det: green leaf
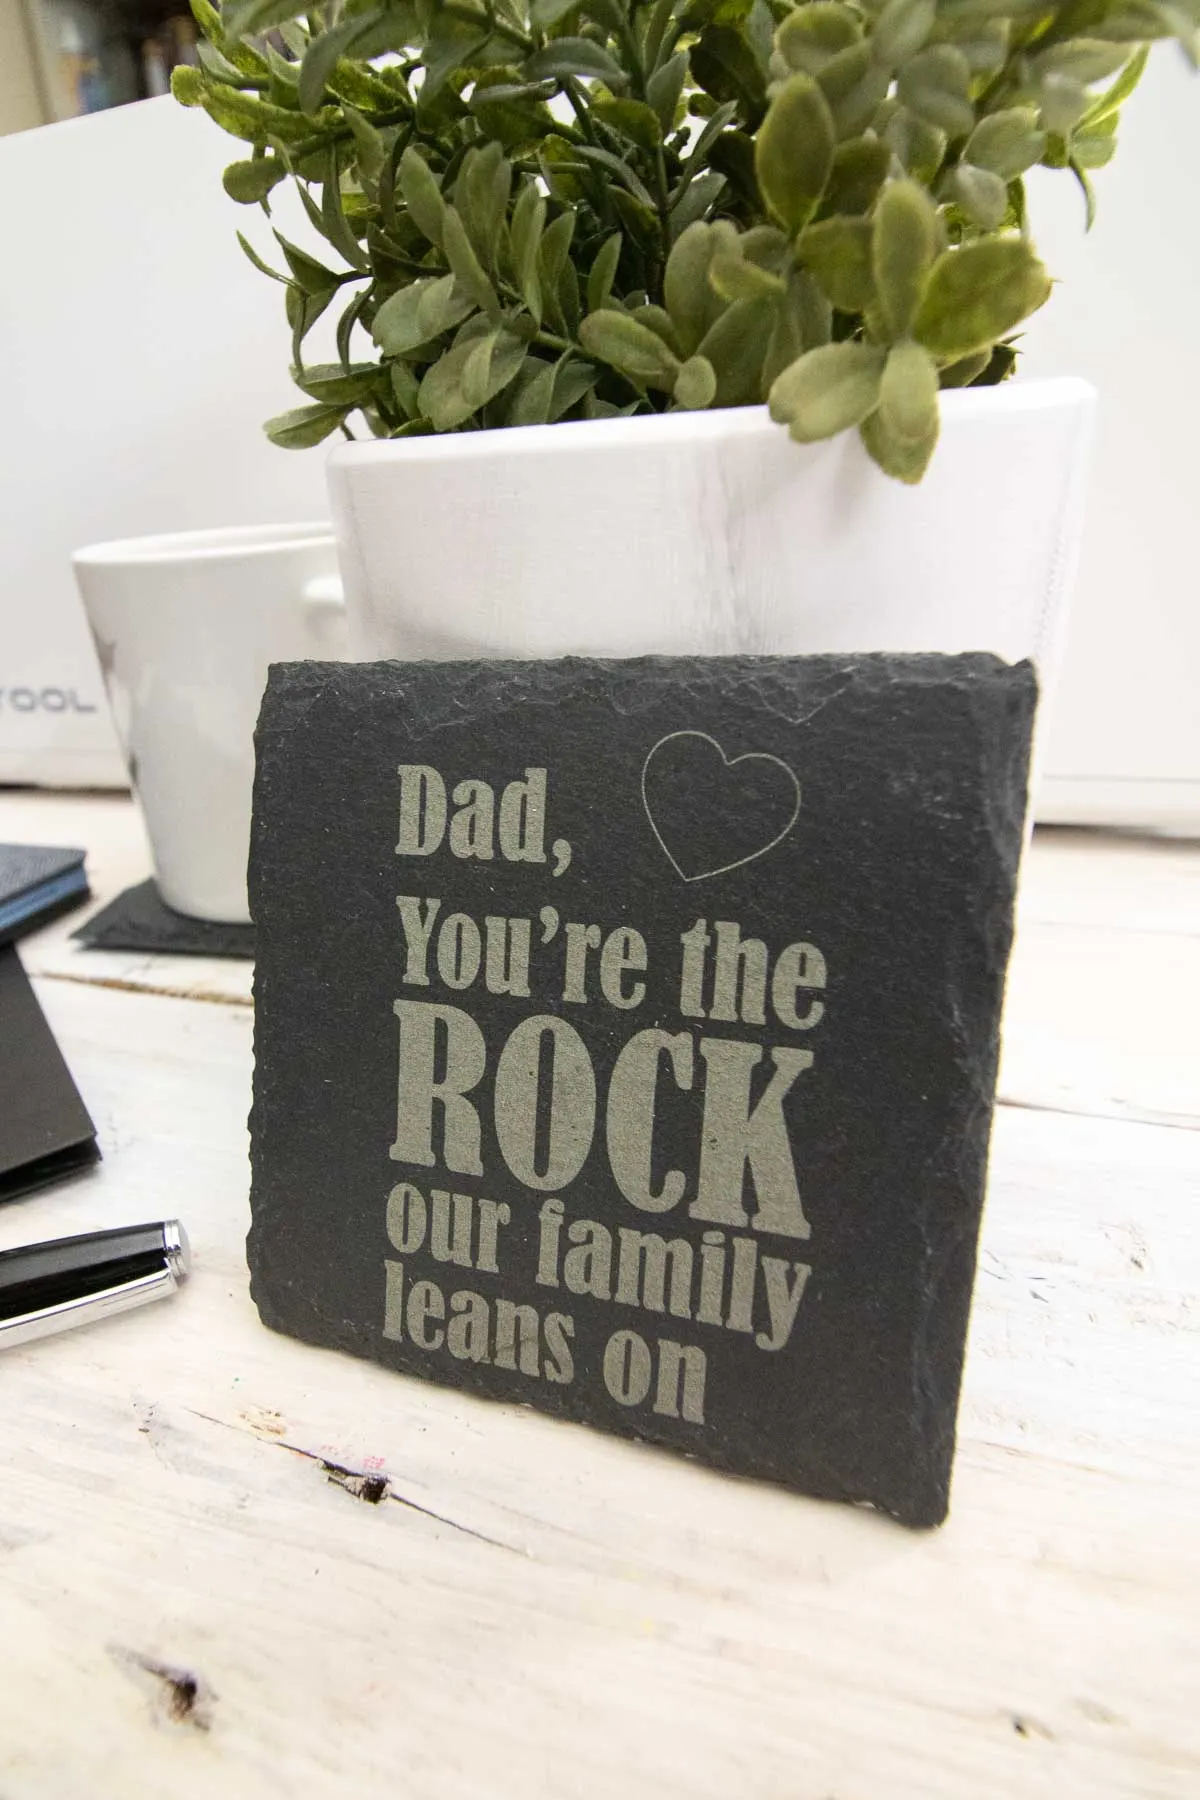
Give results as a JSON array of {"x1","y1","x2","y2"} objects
[
  {"x1": 399, "y1": 147, "x2": 446, "y2": 249},
  {"x1": 469, "y1": 76, "x2": 557, "y2": 106},
  {"x1": 879, "y1": 339, "x2": 939, "y2": 441},
  {"x1": 336, "y1": 286, "x2": 371, "y2": 373},
  {"x1": 1071, "y1": 157, "x2": 1099, "y2": 228},
  {"x1": 579, "y1": 310, "x2": 681, "y2": 390},
  {"x1": 320, "y1": 146, "x2": 371, "y2": 273},
  {"x1": 587, "y1": 232, "x2": 624, "y2": 312},
  {"x1": 511, "y1": 182, "x2": 547, "y2": 321},
  {"x1": 420, "y1": 31, "x2": 486, "y2": 116},
  {"x1": 709, "y1": 245, "x2": 787, "y2": 302},
  {"x1": 884, "y1": 106, "x2": 946, "y2": 182},
  {"x1": 236, "y1": 229, "x2": 288, "y2": 284},
  {"x1": 774, "y1": 3, "x2": 860, "y2": 76},
  {"x1": 870, "y1": 0, "x2": 936, "y2": 67},
  {"x1": 419, "y1": 330, "x2": 527, "y2": 430},
  {"x1": 739, "y1": 224, "x2": 792, "y2": 272},
  {"x1": 172, "y1": 66, "x2": 330, "y2": 144},
  {"x1": 823, "y1": 135, "x2": 891, "y2": 215},
  {"x1": 914, "y1": 236, "x2": 1051, "y2": 361},
  {"x1": 275, "y1": 233, "x2": 342, "y2": 295},
  {"x1": 223, "y1": 0, "x2": 306, "y2": 43},
  {"x1": 647, "y1": 51, "x2": 688, "y2": 134},
  {"x1": 508, "y1": 358, "x2": 557, "y2": 427},
  {"x1": 644, "y1": 0, "x2": 678, "y2": 70},
  {"x1": 965, "y1": 107, "x2": 1046, "y2": 179},
  {"x1": 675, "y1": 99, "x2": 739, "y2": 186},
  {"x1": 673, "y1": 354, "x2": 718, "y2": 409},
  {"x1": 197, "y1": 40, "x2": 252, "y2": 84},
  {"x1": 768, "y1": 339, "x2": 887, "y2": 441},
  {"x1": 549, "y1": 358, "x2": 601, "y2": 420},
  {"x1": 223, "y1": 157, "x2": 286, "y2": 204},
  {"x1": 872, "y1": 179, "x2": 937, "y2": 341},
  {"x1": 1081, "y1": 44, "x2": 1148, "y2": 125},
  {"x1": 951, "y1": 20, "x2": 1010, "y2": 74},
  {"x1": 1032, "y1": 40, "x2": 1131, "y2": 84},
  {"x1": 539, "y1": 209, "x2": 576, "y2": 297},
  {"x1": 531, "y1": 0, "x2": 581, "y2": 24},
  {"x1": 1073, "y1": 123, "x2": 1118, "y2": 168},
  {"x1": 633, "y1": 306, "x2": 683, "y2": 354},
  {"x1": 535, "y1": 217, "x2": 574, "y2": 337},
  {"x1": 264, "y1": 403, "x2": 346, "y2": 448},
  {"x1": 695, "y1": 295, "x2": 775, "y2": 405},
  {"x1": 798, "y1": 215, "x2": 874, "y2": 312},
  {"x1": 522, "y1": 37, "x2": 630, "y2": 87},
  {"x1": 859, "y1": 403, "x2": 938, "y2": 482},
  {"x1": 344, "y1": 105, "x2": 385, "y2": 185},
  {"x1": 1037, "y1": 73, "x2": 1089, "y2": 135},
  {"x1": 458, "y1": 141, "x2": 511, "y2": 268},
  {"x1": 668, "y1": 170, "x2": 727, "y2": 239},
  {"x1": 299, "y1": 12, "x2": 383, "y2": 114},
  {"x1": 372, "y1": 275, "x2": 477, "y2": 356},
  {"x1": 815, "y1": 44, "x2": 890, "y2": 138},
  {"x1": 755, "y1": 73, "x2": 836, "y2": 234},
  {"x1": 442, "y1": 206, "x2": 501, "y2": 315},
  {"x1": 291, "y1": 361, "x2": 381, "y2": 404},
  {"x1": 557, "y1": 245, "x2": 583, "y2": 338},
  {"x1": 573, "y1": 142, "x2": 658, "y2": 210},
  {"x1": 897, "y1": 46, "x2": 974, "y2": 138},
  {"x1": 172, "y1": 64, "x2": 205, "y2": 106},
  {"x1": 938, "y1": 348, "x2": 990, "y2": 387},
  {"x1": 287, "y1": 284, "x2": 337, "y2": 364},
  {"x1": 949, "y1": 162, "x2": 1009, "y2": 229},
  {"x1": 690, "y1": 24, "x2": 768, "y2": 123},
  {"x1": 763, "y1": 269, "x2": 829, "y2": 387},
  {"x1": 264, "y1": 45, "x2": 301, "y2": 107},
  {"x1": 391, "y1": 360, "x2": 421, "y2": 418},
  {"x1": 664, "y1": 220, "x2": 731, "y2": 357},
  {"x1": 593, "y1": 97, "x2": 664, "y2": 148}
]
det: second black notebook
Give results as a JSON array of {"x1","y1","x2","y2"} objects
[{"x1": 0, "y1": 947, "x2": 100, "y2": 1202}]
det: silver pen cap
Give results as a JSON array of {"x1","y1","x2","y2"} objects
[{"x1": 0, "y1": 1219, "x2": 190, "y2": 1349}]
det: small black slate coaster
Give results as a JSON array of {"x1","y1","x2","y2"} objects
[
  {"x1": 73, "y1": 880, "x2": 256, "y2": 959},
  {"x1": 249, "y1": 654, "x2": 1036, "y2": 1527}
]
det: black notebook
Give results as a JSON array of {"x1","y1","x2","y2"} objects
[
  {"x1": 0, "y1": 844, "x2": 89, "y2": 948},
  {"x1": 0, "y1": 947, "x2": 100, "y2": 1201}
]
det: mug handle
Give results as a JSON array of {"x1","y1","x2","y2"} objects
[{"x1": 301, "y1": 572, "x2": 349, "y2": 657}]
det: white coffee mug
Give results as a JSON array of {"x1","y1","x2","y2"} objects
[{"x1": 73, "y1": 522, "x2": 347, "y2": 924}]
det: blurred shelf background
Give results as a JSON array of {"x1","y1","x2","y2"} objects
[{"x1": 0, "y1": 0, "x2": 197, "y2": 134}]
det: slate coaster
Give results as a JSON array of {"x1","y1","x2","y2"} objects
[
  {"x1": 249, "y1": 654, "x2": 1036, "y2": 1528},
  {"x1": 73, "y1": 880, "x2": 256, "y2": 959}
]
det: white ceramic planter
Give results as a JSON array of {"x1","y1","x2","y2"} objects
[
  {"x1": 327, "y1": 380, "x2": 1094, "y2": 690},
  {"x1": 73, "y1": 523, "x2": 347, "y2": 924}
]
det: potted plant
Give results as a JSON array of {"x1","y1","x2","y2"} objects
[{"x1": 173, "y1": 0, "x2": 1190, "y2": 665}]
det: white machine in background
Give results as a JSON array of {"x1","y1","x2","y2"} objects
[
  {"x1": 0, "y1": 94, "x2": 328, "y2": 787},
  {"x1": 1021, "y1": 49, "x2": 1200, "y2": 833}
]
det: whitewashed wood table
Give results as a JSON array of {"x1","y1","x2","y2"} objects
[{"x1": 1, "y1": 789, "x2": 1197, "y2": 1800}]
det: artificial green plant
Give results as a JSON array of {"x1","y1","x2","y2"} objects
[{"x1": 175, "y1": 0, "x2": 1193, "y2": 480}]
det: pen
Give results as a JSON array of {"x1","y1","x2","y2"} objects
[{"x1": 0, "y1": 1220, "x2": 190, "y2": 1348}]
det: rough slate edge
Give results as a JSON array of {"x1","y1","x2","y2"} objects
[
  {"x1": 72, "y1": 878, "x2": 255, "y2": 959},
  {"x1": 247, "y1": 654, "x2": 1038, "y2": 1528}
]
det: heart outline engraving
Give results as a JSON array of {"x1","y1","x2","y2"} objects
[{"x1": 641, "y1": 730, "x2": 802, "y2": 882}]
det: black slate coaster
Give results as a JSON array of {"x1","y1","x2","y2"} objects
[
  {"x1": 73, "y1": 880, "x2": 256, "y2": 959},
  {"x1": 249, "y1": 654, "x2": 1036, "y2": 1528}
]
